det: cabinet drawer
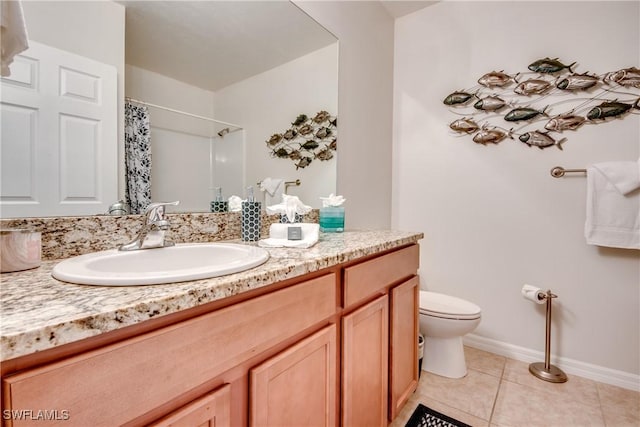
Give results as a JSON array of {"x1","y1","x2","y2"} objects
[
  {"x1": 3, "y1": 273, "x2": 336, "y2": 427},
  {"x1": 343, "y1": 244, "x2": 419, "y2": 308}
]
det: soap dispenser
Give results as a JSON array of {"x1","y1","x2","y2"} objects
[
  {"x1": 210, "y1": 187, "x2": 228, "y2": 213},
  {"x1": 241, "y1": 186, "x2": 261, "y2": 241}
]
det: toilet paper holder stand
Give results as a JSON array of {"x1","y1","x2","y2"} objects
[{"x1": 529, "y1": 290, "x2": 568, "y2": 383}]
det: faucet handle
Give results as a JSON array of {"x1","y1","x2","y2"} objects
[{"x1": 145, "y1": 201, "x2": 179, "y2": 222}]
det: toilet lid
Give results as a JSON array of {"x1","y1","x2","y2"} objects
[{"x1": 419, "y1": 291, "x2": 481, "y2": 319}]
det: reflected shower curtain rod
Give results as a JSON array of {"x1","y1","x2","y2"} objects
[{"x1": 125, "y1": 97, "x2": 242, "y2": 130}]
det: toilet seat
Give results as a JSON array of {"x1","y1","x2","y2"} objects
[{"x1": 419, "y1": 291, "x2": 481, "y2": 320}]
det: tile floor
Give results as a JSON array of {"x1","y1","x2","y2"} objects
[{"x1": 390, "y1": 346, "x2": 640, "y2": 427}]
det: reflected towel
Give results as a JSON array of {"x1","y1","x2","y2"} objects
[
  {"x1": 1, "y1": 0, "x2": 29, "y2": 77},
  {"x1": 585, "y1": 160, "x2": 640, "y2": 249},
  {"x1": 259, "y1": 177, "x2": 284, "y2": 206},
  {"x1": 228, "y1": 195, "x2": 243, "y2": 212}
]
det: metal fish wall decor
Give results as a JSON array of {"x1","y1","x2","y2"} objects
[
  {"x1": 443, "y1": 58, "x2": 640, "y2": 150},
  {"x1": 266, "y1": 111, "x2": 337, "y2": 169}
]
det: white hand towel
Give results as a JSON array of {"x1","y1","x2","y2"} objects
[
  {"x1": 585, "y1": 160, "x2": 640, "y2": 249},
  {"x1": 258, "y1": 223, "x2": 319, "y2": 249},
  {"x1": 1, "y1": 0, "x2": 29, "y2": 77},
  {"x1": 259, "y1": 177, "x2": 284, "y2": 206},
  {"x1": 228, "y1": 195, "x2": 243, "y2": 212}
]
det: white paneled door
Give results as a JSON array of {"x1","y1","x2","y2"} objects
[{"x1": 1, "y1": 41, "x2": 117, "y2": 217}]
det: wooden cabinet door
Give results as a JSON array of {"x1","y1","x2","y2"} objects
[
  {"x1": 389, "y1": 276, "x2": 419, "y2": 420},
  {"x1": 149, "y1": 384, "x2": 231, "y2": 427},
  {"x1": 250, "y1": 324, "x2": 337, "y2": 427},
  {"x1": 342, "y1": 295, "x2": 389, "y2": 427}
]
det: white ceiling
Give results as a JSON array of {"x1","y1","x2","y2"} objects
[
  {"x1": 118, "y1": 1, "x2": 437, "y2": 92},
  {"x1": 118, "y1": 1, "x2": 337, "y2": 92}
]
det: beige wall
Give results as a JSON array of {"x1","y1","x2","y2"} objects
[
  {"x1": 125, "y1": 64, "x2": 215, "y2": 119},
  {"x1": 295, "y1": 1, "x2": 395, "y2": 228},
  {"x1": 213, "y1": 44, "x2": 338, "y2": 209},
  {"x1": 393, "y1": 1, "x2": 640, "y2": 387}
]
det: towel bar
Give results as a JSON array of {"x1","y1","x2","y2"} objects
[
  {"x1": 256, "y1": 179, "x2": 301, "y2": 191},
  {"x1": 550, "y1": 166, "x2": 587, "y2": 178}
]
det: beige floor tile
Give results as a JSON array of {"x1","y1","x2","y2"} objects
[
  {"x1": 492, "y1": 380, "x2": 605, "y2": 427},
  {"x1": 464, "y1": 346, "x2": 506, "y2": 378},
  {"x1": 502, "y1": 358, "x2": 600, "y2": 407},
  {"x1": 398, "y1": 349, "x2": 638, "y2": 427},
  {"x1": 415, "y1": 369, "x2": 500, "y2": 420},
  {"x1": 596, "y1": 382, "x2": 640, "y2": 427}
]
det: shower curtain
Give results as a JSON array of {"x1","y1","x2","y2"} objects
[{"x1": 124, "y1": 101, "x2": 152, "y2": 214}]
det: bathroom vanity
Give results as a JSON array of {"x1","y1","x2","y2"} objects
[{"x1": 0, "y1": 230, "x2": 422, "y2": 427}]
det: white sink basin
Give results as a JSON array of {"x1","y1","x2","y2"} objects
[{"x1": 52, "y1": 243, "x2": 270, "y2": 286}]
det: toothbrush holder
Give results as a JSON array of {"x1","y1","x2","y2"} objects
[
  {"x1": 210, "y1": 201, "x2": 228, "y2": 213},
  {"x1": 241, "y1": 201, "x2": 261, "y2": 241}
]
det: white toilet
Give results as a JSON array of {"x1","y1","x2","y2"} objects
[{"x1": 419, "y1": 291, "x2": 481, "y2": 378}]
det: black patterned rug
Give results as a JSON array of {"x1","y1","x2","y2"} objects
[{"x1": 405, "y1": 403, "x2": 472, "y2": 427}]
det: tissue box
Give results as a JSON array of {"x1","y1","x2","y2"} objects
[
  {"x1": 0, "y1": 229, "x2": 42, "y2": 272},
  {"x1": 319, "y1": 206, "x2": 345, "y2": 232}
]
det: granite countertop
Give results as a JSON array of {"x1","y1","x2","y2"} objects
[{"x1": 0, "y1": 230, "x2": 422, "y2": 361}]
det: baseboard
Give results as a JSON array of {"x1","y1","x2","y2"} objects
[{"x1": 464, "y1": 334, "x2": 640, "y2": 392}]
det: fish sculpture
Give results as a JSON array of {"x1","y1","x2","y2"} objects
[
  {"x1": 267, "y1": 134, "x2": 283, "y2": 146},
  {"x1": 443, "y1": 91, "x2": 476, "y2": 105},
  {"x1": 313, "y1": 111, "x2": 331, "y2": 124},
  {"x1": 273, "y1": 148, "x2": 290, "y2": 158},
  {"x1": 472, "y1": 126, "x2": 512, "y2": 145},
  {"x1": 315, "y1": 148, "x2": 334, "y2": 161},
  {"x1": 298, "y1": 124, "x2": 314, "y2": 135},
  {"x1": 477, "y1": 71, "x2": 513, "y2": 88},
  {"x1": 556, "y1": 73, "x2": 599, "y2": 91},
  {"x1": 283, "y1": 129, "x2": 297, "y2": 140},
  {"x1": 474, "y1": 96, "x2": 506, "y2": 111},
  {"x1": 603, "y1": 67, "x2": 640, "y2": 88},
  {"x1": 449, "y1": 118, "x2": 480, "y2": 134},
  {"x1": 528, "y1": 57, "x2": 576, "y2": 74},
  {"x1": 295, "y1": 157, "x2": 313, "y2": 170},
  {"x1": 289, "y1": 150, "x2": 302, "y2": 160},
  {"x1": 514, "y1": 79, "x2": 552, "y2": 95},
  {"x1": 300, "y1": 140, "x2": 319, "y2": 150},
  {"x1": 292, "y1": 114, "x2": 308, "y2": 126},
  {"x1": 443, "y1": 58, "x2": 639, "y2": 151},
  {"x1": 504, "y1": 106, "x2": 548, "y2": 122},
  {"x1": 519, "y1": 131, "x2": 566, "y2": 150},
  {"x1": 544, "y1": 113, "x2": 586, "y2": 132},
  {"x1": 587, "y1": 99, "x2": 639, "y2": 120},
  {"x1": 315, "y1": 127, "x2": 332, "y2": 138}
]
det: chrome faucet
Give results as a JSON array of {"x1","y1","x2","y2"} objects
[{"x1": 119, "y1": 201, "x2": 180, "y2": 251}]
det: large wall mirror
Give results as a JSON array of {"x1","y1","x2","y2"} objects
[{"x1": 1, "y1": 1, "x2": 337, "y2": 218}]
